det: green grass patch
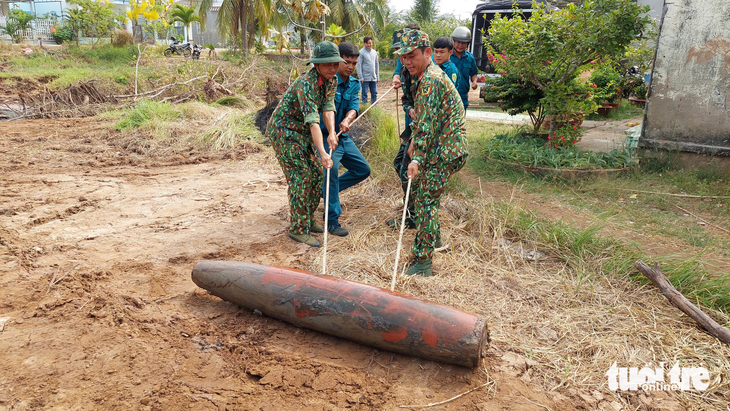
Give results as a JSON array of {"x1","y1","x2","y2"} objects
[
  {"x1": 363, "y1": 106, "x2": 399, "y2": 178},
  {"x1": 465, "y1": 120, "x2": 730, "y2": 314},
  {"x1": 114, "y1": 99, "x2": 183, "y2": 133},
  {"x1": 487, "y1": 199, "x2": 730, "y2": 315},
  {"x1": 483, "y1": 128, "x2": 636, "y2": 170},
  {"x1": 1, "y1": 44, "x2": 139, "y2": 89}
]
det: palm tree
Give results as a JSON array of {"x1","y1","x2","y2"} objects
[
  {"x1": 410, "y1": 0, "x2": 437, "y2": 24},
  {"x1": 198, "y1": 0, "x2": 272, "y2": 56},
  {"x1": 360, "y1": 0, "x2": 387, "y2": 34},
  {"x1": 170, "y1": 4, "x2": 201, "y2": 41},
  {"x1": 326, "y1": 0, "x2": 365, "y2": 35}
]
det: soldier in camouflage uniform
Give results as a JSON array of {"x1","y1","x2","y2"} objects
[
  {"x1": 395, "y1": 30, "x2": 468, "y2": 277},
  {"x1": 387, "y1": 28, "x2": 419, "y2": 230},
  {"x1": 265, "y1": 41, "x2": 344, "y2": 247}
]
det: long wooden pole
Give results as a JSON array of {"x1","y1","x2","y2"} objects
[
  {"x1": 396, "y1": 88, "x2": 401, "y2": 136},
  {"x1": 634, "y1": 261, "x2": 730, "y2": 345},
  {"x1": 391, "y1": 178, "x2": 412, "y2": 291},
  {"x1": 322, "y1": 148, "x2": 332, "y2": 275}
]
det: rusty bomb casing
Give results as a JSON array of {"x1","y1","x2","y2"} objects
[{"x1": 191, "y1": 261, "x2": 489, "y2": 367}]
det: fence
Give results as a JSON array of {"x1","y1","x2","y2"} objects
[{"x1": 0, "y1": 15, "x2": 56, "y2": 42}]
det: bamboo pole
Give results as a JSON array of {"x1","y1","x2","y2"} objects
[{"x1": 391, "y1": 178, "x2": 412, "y2": 291}]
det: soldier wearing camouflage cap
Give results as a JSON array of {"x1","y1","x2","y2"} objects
[
  {"x1": 265, "y1": 41, "x2": 344, "y2": 247},
  {"x1": 394, "y1": 30, "x2": 468, "y2": 277}
]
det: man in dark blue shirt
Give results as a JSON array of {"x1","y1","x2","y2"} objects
[
  {"x1": 433, "y1": 36, "x2": 460, "y2": 88},
  {"x1": 450, "y1": 26, "x2": 479, "y2": 109},
  {"x1": 319, "y1": 42, "x2": 371, "y2": 237}
]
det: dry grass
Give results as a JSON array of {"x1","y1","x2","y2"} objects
[
  {"x1": 308, "y1": 172, "x2": 730, "y2": 409},
  {"x1": 104, "y1": 100, "x2": 264, "y2": 159}
]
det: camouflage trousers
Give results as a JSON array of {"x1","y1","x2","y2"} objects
[
  {"x1": 270, "y1": 135, "x2": 323, "y2": 235},
  {"x1": 393, "y1": 129, "x2": 415, "y2": 223},
  {"x1": 412, "y1": 155, "x2": 467, "y2": 262}
]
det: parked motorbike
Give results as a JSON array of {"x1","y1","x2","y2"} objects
[
  {"x1": 621, "y1": 65, "x2": 644, "y2": 99},
  {"x1": 164, "y1": 37, "x2": 192, "y2": 58},
  {"x1": 191, "y1": 43, "x2": 202, "y2": 60}
]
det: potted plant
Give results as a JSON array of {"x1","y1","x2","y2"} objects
[
  {"x1": 589, "y1": 63, "x2": 622, "y2": 107},
  {"x1": 629, "y1": 82, "x2": 648, "y2": 106}
]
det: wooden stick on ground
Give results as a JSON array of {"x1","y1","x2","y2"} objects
[
  {"x1": 391, "y1": 178, "x2": 412, "y2": 291},
  {"x1": 674, "y1": 204, "x2": 730, "y2": 235},
  {"x1": 634, "y1": 261, "x2": 730, "y2": 345},
  {"x1": 616, "y1": 189, "x2": 730, "y2": 199},
  {"x1": 399, "y1": 381, "x2": 492, "y2": 409}
]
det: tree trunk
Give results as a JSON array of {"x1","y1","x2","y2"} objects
[
  {"x1": 299, "y1": 29, "x2": 306, "y2": 56},
  {"x1": 231, "y1": 6, "x2": 239, "y2": 52},
  {"x1": 247, "y1": 9, "x2": 255, "y2": 50},
  {"x1": 238, "y1": 0, "x2": 248, "y2": 57}
]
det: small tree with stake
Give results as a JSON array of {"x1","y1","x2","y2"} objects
[{"x1": 486, "y1": 0, "x2": 651, "y2": 147}]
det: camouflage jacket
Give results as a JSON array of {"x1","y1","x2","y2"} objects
[
  {"x1": 411, "y1": 62, "x2": 468, "y2": 165},
  {"x1": 400, "y1": 65, "x2": 419, "y2": 117},
  {"x1": 266, "y1": 68, "x2": 337, "y2": 146}
]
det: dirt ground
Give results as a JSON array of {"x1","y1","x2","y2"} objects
[
  {"x1": 1, "y1": 77, "x2": 727, "y2": 411},
  {"x1": 0, "y1": 116, "x2": 598, "y2": 411}
]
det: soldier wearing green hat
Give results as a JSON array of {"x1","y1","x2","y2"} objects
[
  {"x1": 265, "y1": 41, "x2": 345, "y2": 247},
  {"x1": 394, "y1": 29, "x2": 468, "y2": 277}
]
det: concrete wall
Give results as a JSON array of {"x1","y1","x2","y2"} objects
[
  {"x1": 640, "y1": 0, "x2": 730, "y2": 156},
  {"x1": 191, "y1": 13, "x2": 223, "y2": 46}
]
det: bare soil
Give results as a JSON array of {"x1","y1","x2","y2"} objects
[{"x1": 0, "y1": 117, "x2": 599, "y2": 410}]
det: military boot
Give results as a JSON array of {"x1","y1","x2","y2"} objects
[
  {"x1": 310, "y1": 222, "x2": 324, "y2": 233},
  {"x1": 288, "y1": 232, "x2": 321, "y2": 247},
  {"x1": 405, "y1": 260, "x2": 432, "y2": 277}
]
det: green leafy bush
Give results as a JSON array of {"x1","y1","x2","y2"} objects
[
  {"x1": 51, "y1": 24, "x2": 74, "y2": 44},
  {"x1": 487, "y1": 0, "x2": 651, "y2": 147},
  {"x1": 633, "y1": 82, "x2": 648, "y2": 99},
  {"x1": 589, "y1": 63, "x2": 622, "y2": 103},
  {"x1": 484, "y1": 130, "x2": 636, "y2": 170},
  {"x1": 483, "y1": 72, "x2": 546, "y2": 134},
  {"x1": 0, "y1": 7, "x2": 35, "y2": 43}
]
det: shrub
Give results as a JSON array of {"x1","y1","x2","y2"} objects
[
  {"x1": 632, "y1": 82, "x2": 648, "y2": 99},
  {"x1": 589, "y1": 63, "x2": 622, "y2": 103},
  {"x1": 0, "y1": 7, "x2": 35, "y2": 43},
  {"x1": 483, "y1": 72, "x2": 546, "y2": 134},
  {"x1": 486, "y1": 0, "x2": 652, "y2": 147},
  {"x1": 51, "y1": 24, "x2": 74, "y2": 44},
  {"x1": 254, "y1": 40, "x2": 266, "y2": 54},
  {"x1": 112, "y1": 29, "x2": 133, "y2": 47}
]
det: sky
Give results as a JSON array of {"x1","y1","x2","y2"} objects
[{"x1": 388, "y1": 0, "x2": 486, "y2": 20}]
